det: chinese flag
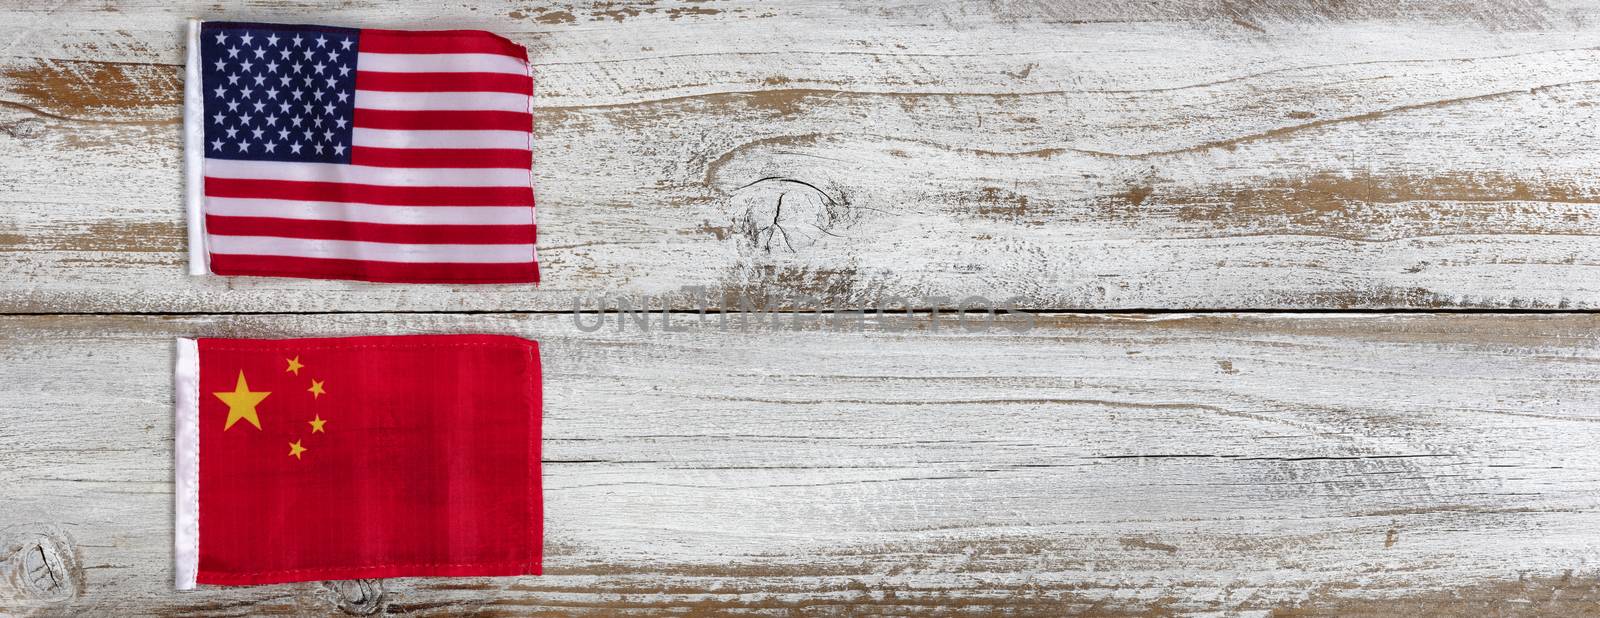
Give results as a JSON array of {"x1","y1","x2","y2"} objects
[{"x1": 173, "y1": 334, "x2": 542, "y2": 588}]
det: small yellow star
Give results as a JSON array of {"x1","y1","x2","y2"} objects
[
  {"x1": 308, "y1": 415, "x2": 326, "y2": 433},
  {"x1": 308, "y1": 379, "x2": 326, "y2": 399},
  {"x1": 285, "y1": 356, "x2": 304, "y2": 375},
  {"x1": 288, "y1": 440, "x2": 307, "y2": 459},
  {"x1": 213, "y1": 371, "x2": 270, "y2": 431}
]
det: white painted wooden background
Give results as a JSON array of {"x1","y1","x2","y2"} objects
[
  {"x1": 7, "y1": 313, "x2": 1600, "y2": 615},
  {"x1": 6, "y1": 0, "x2": 1600, "y2": 311},
  {"x1": 3, "y1": 0, "x2": 1600, "y2": 615}
]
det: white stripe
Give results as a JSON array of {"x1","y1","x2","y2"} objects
[
  {"x1": 183, "y1": 19, "x2": 210, "y2": 276},
  {"x1": 204, "y1": 158, "x2": 527, "y2": 186},
  {"x1": 206, "y1": 197, "x2": 534, "y2": 225},
  {"x1": 173, "y1": 338, "x2": 200, "y2": 591},
  {"x1": 208, "y1": 235, "x2": 535, "y2": 263},
  {"x1": 352, "y1": 128, "x2": 530, "y2": 150},
  {"x1": 358, "y1": 52, "x2": 526, "y2": 75},
  {"x1": 354, "y1": 89, "x2": 528, "y2": 112}
]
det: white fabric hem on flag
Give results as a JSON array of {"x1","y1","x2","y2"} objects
[
  {"x1": 173, "y1": 338, "x2": 201, "y2": 590},
  {"x1": 182, "y1": 19, "x2": 210, "y2": 276},
  {"x1": 525, "y1": 54, "x2": 539, "y2": 275}
]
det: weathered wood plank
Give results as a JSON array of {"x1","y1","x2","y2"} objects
[
  {"x1": 3, "y1": 312, "x2": 1598, "y2": 615},
  {"x1": 4, "y1": 1, "x2": 1600, "y2": 311}
]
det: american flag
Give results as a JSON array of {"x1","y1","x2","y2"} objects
[{"x1": 184, "y1": 21, "x2": 537, "y2": 283}]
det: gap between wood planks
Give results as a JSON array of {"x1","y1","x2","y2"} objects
[{"x1": 5, "y1": 308, "x2": 1600, "y2": 317}]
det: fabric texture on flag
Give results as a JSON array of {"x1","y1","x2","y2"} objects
[
  {"x1": 183, "y1": 20, "x2": 538, "y2": 283},
  {"x1": 172, "y1": 334, "x2": 542, "y2": 588}
]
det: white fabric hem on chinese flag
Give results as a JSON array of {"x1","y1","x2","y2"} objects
[
  {"x1": 182, "y1": 19, "x2": 210, "y2": 276},
  {"x1": 174, "y1": 338, "x2": 201, "y2": 590}
]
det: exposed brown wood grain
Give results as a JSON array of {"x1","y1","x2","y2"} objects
[{"x1": 2, "y1": 59, "x2": 179, "y2": 122}]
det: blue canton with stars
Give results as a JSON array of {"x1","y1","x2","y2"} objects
[{"x1": 201, "y1": 22, "x2": 360, "y2": 164}]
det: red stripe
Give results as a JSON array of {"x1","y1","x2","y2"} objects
[
  {"x1": 354, "y1": 109, "x2": 531, "y2": 131},
  {"x1": 351, "y1": 146, "x2": 531, "y2": 169},
  {"x1": 359, "y1": 29, "x2": 527, "y2": 60},
  {"x1": 206, "y1": 178, "x2": 534, "y2": 207},
  {"x1": 356, "y1": 71, "x2": 532, "y2": 94},
  {"x1": 206, "y1": 216, "x2": 535, "y2": 244},
  {"x1": 210, "y1": 254, "x2": 539, "y2": 284}
]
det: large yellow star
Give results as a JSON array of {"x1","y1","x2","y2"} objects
[
  {"x1": 308, "y1": 379, "x2": 326, "y2": 399},
  {"x1": 214, "y1": 371, "x2": 270, "y2": 431},
  {"x1": 285, "y1": 356, "x2": 304, "y2": 375},
  {"x1": 308, "y1": 415, "x2": 327, "y2": 433},
  {"x1": 288, "y1": 440, "x2": 307, "y2": 459}
]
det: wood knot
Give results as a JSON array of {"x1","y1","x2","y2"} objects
[
  {"x1": 1, "y1": 525, "x2": 82, "y2": 604},
  {"x1": 0, "y1": 117, "x2": 46, "y2": 140},
  {"x1": 730, "y1": 177, "x2": 851, "y2": 254},
  {"x1": 321, "y1": 578, "x2": 386, "y2": 615}
]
